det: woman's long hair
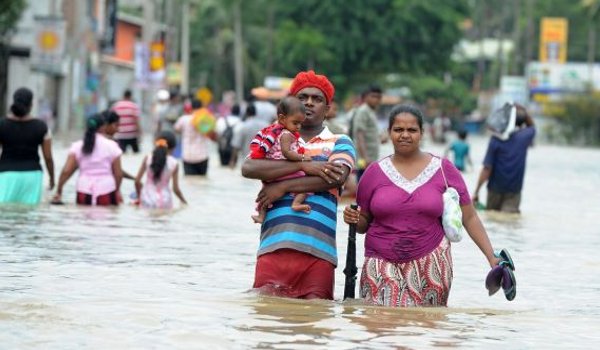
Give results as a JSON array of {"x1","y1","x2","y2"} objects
[
  {"x1": 82, "y1": 114, "x2": 105, "y2": 155},
  {"x1": 10, "y1": 87, "x2": 33, "y2": 118},
  {"x1": 150, "y1": 131, "x2": 176, "y2": 183}
]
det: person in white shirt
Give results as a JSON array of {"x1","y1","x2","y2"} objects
[
  {"x1": 229, "y1": 104, "x2": 269, "y2": 168},
  {"x1": 253, "y1": 100, "x2": 277, "y2": 124},
  {"x1": 215, "y1": 104, "x2": 241, "y2": 166},
  {"x1": 174, "y1": 99, "x2": 214, "y2": 175}
]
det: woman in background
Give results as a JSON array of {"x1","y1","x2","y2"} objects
[
  {"x1": 53, "y1": 114, "x2": 123, "y2": 205},
  {"x1": 0, "y1": 87, "x2": 55, "y2": 205}
]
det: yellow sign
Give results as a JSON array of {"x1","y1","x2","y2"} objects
[
  {"x1": 38, "y1": 31, "x2": 60, "y2": 50},
  {"x1": 166, "y1": 63, "x2": 182, "y2": 85},
  {"x1": 195, "y1": 87, "x2": 213, "y2": 107},
  {"x1": 532, "y1": 93, "x2": 550, "y2": 103},
  {"x1": 539, "y1": 17, "x2": 568, "y2": 63},
  {"x1": 149, "y1": 41, "x2": 165, "y2": 71}
]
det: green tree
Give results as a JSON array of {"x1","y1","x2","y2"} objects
[
  {"x1": 190, "y1": 0, "x2": 471, "y2": 101},
  {"x1": 546, "y1": 92, "x2": 600, "y2": 145},
  {"x1": 190, "y1": 0, "x2": 274, "y2": 101},
  {"x1": 0, "y1": 0, "x2": 27, "y2": 115},
  {"x1": 274, "y1": 0, "x2": 470, "y2": 97}
]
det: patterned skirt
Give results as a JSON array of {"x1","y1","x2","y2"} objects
[{"x1": 360, "y1": 237, "x2": 453, "y2": 307}]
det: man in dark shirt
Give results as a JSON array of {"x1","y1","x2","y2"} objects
[{"x1": 474, "y1": 104, "x2": 535, "y2": 213}]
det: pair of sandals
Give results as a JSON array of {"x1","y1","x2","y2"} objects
[{"x1": 485, "y1": 249, "x2": 516, "y2": 301}]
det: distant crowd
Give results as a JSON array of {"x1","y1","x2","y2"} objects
[{"x1": 0, "y1": 72, "x2": 534, "y2": 307}]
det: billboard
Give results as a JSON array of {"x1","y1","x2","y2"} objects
[
  {"x1": 30, "y1": 16, "x2": 66, "y2": 75},
  {"x1": 527, "y1": 61, "x2": 600, "y2": 96},
  {"x1": 539, "y1": 17, "x2": 568, "y2": 63},
  {"x1": 499, "y1": 76, "x2": 528, "y2": 105}
]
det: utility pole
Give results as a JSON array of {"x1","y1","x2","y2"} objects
[
  {"x1": 475, "y1": 1, "x2": 486, "y2": 92},
  {"x1": 496, "y1": 3, "x2": 510, "y2": 87},
  {"x1": 587, "y1": 1, "x2": 600, "y2": 83},
  {"x1": 59, "y1": 0, "x2": 84, "y2": 134},
  {"x1": 142, "y1": 0, "x2": 156, "y2": 133},
  {"x1": 52, "y1": 0, "x2": 69, "y2": 134},
  {"x1": 233, "y1": 0, "x2": 244, "y2": 104},
  {"x1": 524, "y1": 0, "x2": 535, "y2": 66},
  {"x1": 181, "y1": 0, "x2": 190, "y2": 94},
  {"x1": 266, "y1": 6, "x2": 274, "y2": 76},
  {"x1": 511, "y1": 0, "x2": 522, "y2": 75}
]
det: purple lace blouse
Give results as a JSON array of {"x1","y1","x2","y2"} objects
[{"x1": 356, "y1": 155, "x2": 471, "y2": 263}]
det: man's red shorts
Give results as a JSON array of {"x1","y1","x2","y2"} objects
[{"x1": 253, "y1": 249, "x2": 335, "y2": 300}]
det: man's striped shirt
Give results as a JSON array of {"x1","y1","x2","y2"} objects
[
  {"x1": 112, "y1": 100, "x2": 140, "y2": 140},
  {"x1": 258, "y1": 127, "x2": 356, "y2": 266}
]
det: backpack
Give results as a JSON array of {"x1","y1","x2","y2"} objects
[{"x1": 218, "y1": 117, "x2": 234, "y2": 151}]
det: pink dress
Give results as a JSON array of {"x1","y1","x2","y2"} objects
[
  {"x1": 265, "y1": 129, "x2": 305, "y2": 181},
  {"x1": 140, "y1": 154, "x2": 179, "y2": 209}
]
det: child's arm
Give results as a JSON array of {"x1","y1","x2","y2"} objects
[
  {"x1": 280, "y1": 132, "x2": 305, "y2": 162},
  {"x1": 134, "y1": 156, "x2": 147, "y2": 199},
  {"x1": 171, "y1": 164, "x2": 187, "y2": 205}
]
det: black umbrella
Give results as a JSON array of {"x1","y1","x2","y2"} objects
[{"x1": 343, "y1": 204, "x2": 358, "y2": 300}]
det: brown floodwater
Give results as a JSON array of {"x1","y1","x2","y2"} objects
[{"x1": 1, "y1": 134, "x2": 599, "y2": 348}]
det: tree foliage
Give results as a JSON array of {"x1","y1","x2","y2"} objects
[
  {"x1": 188, "y1": 0, "x2": 600, "y2": 119},
  {"x1": 545, "y1": 92, "x2": 600, "y2": 145},
  {"x1": 0, "y1": 0, "x2": 26, "y2": 116},
  {"x1": 190, "y1": 0, "x2": 470, "y2": 100},
  {"x1": 0, "y1": 0, "x2": 26, "y2": 41}
]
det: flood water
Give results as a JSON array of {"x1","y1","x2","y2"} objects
[{"x1": 1, "y1": 134, "x2": 599, "y2": 349}]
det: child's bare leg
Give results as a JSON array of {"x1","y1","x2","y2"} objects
[
  {"x1": 252, "y1": 207, "x2": 266, "y2": 223},
  {"x1": 291, "y1": 193, "x2": 311, "y2": 213}
]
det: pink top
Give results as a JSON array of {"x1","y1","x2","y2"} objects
[
  {"x1": 356, "y1": 155, "x2": 470, "y2": 263},
  {"x1": 265, "y1": 129, "x2": 301, "y2": 160},
  {"x1": 69, "y1": 134, "x2": 123, "y2": 196}
]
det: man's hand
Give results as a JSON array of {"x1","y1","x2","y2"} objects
[
  {"x1": 300, "y1": 162, "x2": 344, "y2": 184},
  {"x1": 255, "y1": 182, "x2": 287, "y2": 211}
]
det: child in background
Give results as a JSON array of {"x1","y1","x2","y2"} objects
[
  {"x1": 444, "y1": 130, "x2": 473, "y2": 172},
  {"x1": 134, "y1": 131, "x2": 187, "y2": 209},
  {"x1": 249, "y1": 96, "x2": 310, "y2": 223}
]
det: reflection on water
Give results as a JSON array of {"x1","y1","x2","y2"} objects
[{"x1": 1, "y1": 136, "x2": 600, "y2": 348}]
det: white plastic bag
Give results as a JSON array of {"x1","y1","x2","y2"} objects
[
  {"x1": 487, "y1": 102, "x2": 516, "y2": 141},
  {"x1": 442, "y1": 187, "x2": 464, "y2": 242}
]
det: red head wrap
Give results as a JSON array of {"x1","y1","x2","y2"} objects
[{"x1": 289, "y1": 70, "x2": 335, "y2": 104}]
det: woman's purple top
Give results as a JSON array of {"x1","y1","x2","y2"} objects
[{"x1": 356, "y1": 155, "x2": 471, "y2": 263}]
